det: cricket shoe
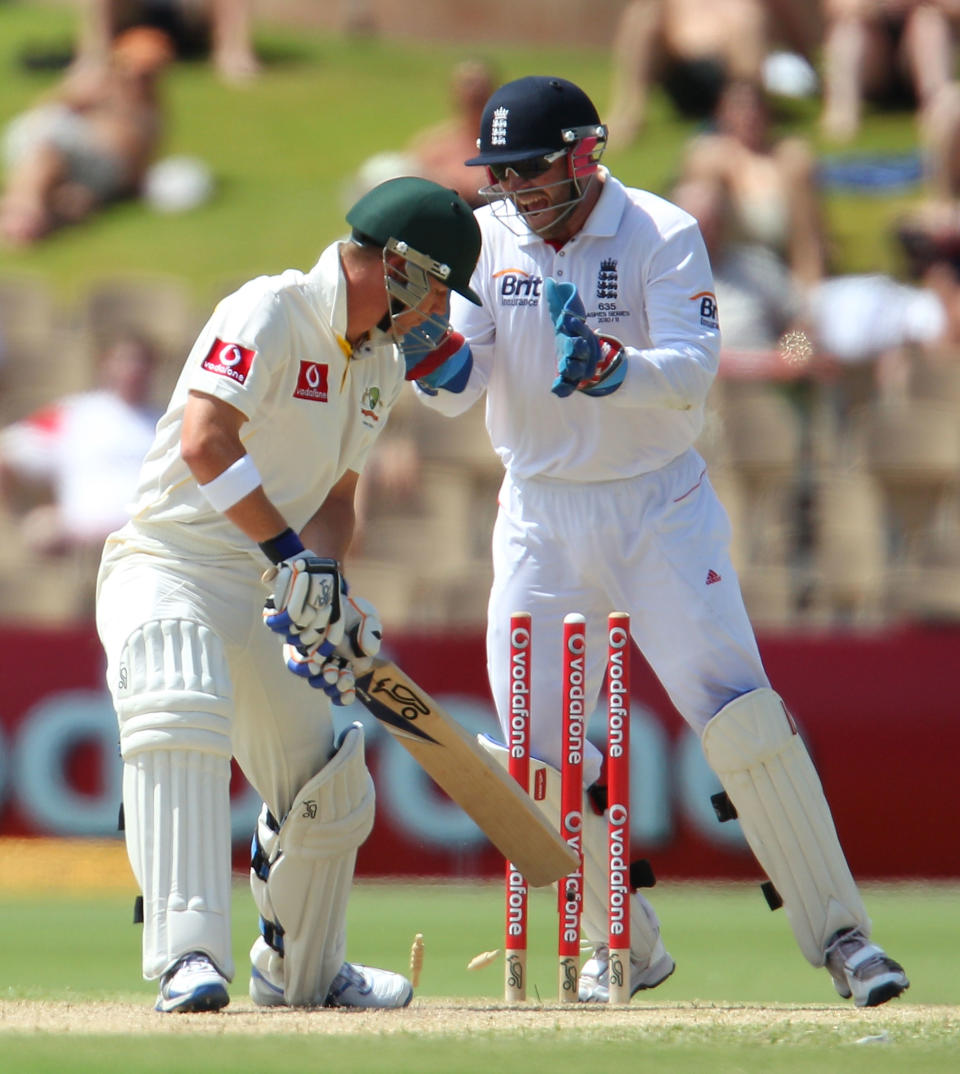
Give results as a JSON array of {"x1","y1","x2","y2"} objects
[
  {"x1": 156, "y1": 952, "x2": 230, "y2": 1013},
  {"x1": 825, "y1": 928, "x2": 909, "y2": 1007},
  {"x1": 324, "y1": 962, "x2": 414, "y2": 1009},
  {"x1": 578, "y1": 940, "x2": 675, "y2": 1003},
  {"x1": 250, "y1": 960, "x2": 413, "y2": 1009}
]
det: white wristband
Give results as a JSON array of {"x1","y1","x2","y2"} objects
[{"x1": 198, "y1": 454, "x2": 262, "y2": 512}]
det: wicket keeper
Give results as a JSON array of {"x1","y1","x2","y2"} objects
[{"x1": 410, "y1": 74, "x2": 909, "y2": 1007}]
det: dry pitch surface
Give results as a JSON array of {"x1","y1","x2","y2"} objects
[{"x1": 1, "y1": 999, "x2": 955, "y2": 1040}]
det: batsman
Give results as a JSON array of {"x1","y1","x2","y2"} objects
[
  {"x1": 410, "y1": 75, "x2": 909, "y2": 1007},
  {"x1": 95, "y1": 177, "x2": 482, "y2": 1012}
]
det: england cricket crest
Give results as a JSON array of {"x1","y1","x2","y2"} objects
[{"x1": 596, "y1": 258, "x2": 618, "y2": 301}]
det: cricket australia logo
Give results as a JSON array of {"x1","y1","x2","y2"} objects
[
  {"x1": 302, "y1": 800, "x2": 318, "y2": 819},
  {"x1": 360, "y1": 385, "x2": 382, "y2": 427},
  {"x1": 491, "y1": 106, "x2": 509, "y2": 146},
  {"x1": 596, "y1": 258, "x2": 618, "y2": 301}
]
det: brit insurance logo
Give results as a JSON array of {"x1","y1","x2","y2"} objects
[
  {"x1": 691, "y1": 291, "x2": 719, "y2": 330},
  {"x1": 493, "y1": 268, "x2": 542, "y2": 307}
]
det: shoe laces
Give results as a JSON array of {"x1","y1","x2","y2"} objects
[
  {"x1": 825, "y1": 927, "x2": 866, "y2": 964},
  {"x1": 826, "y1": 929, "x2": 900, "y2": 980},
  {"x1": 330, "y1": 963, "x2": 371, "y2": 995}
]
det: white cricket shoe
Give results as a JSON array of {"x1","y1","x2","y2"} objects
[
  {"x1": 324, "y1": 962, "x2": 414, "y2": 1009},
  {"x1": 825, "y1": 928, "x2": 909, "y2": 1007},
  {"x1": 249, "y1": 960, "x2": 413, "y2": 1009},
  {"x1": 578, "y1": 940, "x2": 675, "y2": 1003},
  {"x1": 155, "y1": 952, "x2": 230, "y2": 1013}
]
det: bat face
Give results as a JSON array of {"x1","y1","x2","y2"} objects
[{"x1": 354, "y1": 658, "x2": 577, "y2": 887}]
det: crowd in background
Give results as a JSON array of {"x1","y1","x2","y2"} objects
[{"x1": 3, "y1": 0, "x2": 960, "y2": 630}]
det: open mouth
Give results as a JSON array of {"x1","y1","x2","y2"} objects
[{"x1": 515, "y1": 194, "x2": 552, "y2": 218}]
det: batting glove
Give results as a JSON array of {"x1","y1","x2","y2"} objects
[
  {"x1": 284, "y1": 595, "x2": 382, "y2": 706},
  {"x1": 262, "y1": 555, "x2": 344, "y2": 652}
]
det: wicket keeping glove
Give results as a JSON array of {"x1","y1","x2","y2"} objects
[
  {"x1": 284, "y1": 594, "x2": 382, "y2": 705},
  {"x1": 402, "y1": 320, "x2": 473, "y2": 394},
  {"x1": 544, "y1": 277, "x2": 626, "y2": 398}
]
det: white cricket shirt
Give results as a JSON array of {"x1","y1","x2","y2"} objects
[
  {"x1": 427, "y1": 170, "x2": 721, "y2": 482},
  {"x1": 0, "y1": 390, "x2": 160, "y2": 538},
  {"x1": 118, "y1": 241, "x2": 404, "y2": 558}
]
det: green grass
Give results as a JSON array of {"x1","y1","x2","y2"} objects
[
  {"x1": 1, "y1": 881, "x2": 958, "y2": 1073},
  {"x1": 5, "y1": 881, "x2": 958, "y2": 1006},
  {"x1": 0, "y1": 1, "x2": 930, "y2": 307},
  {"x1": 10, "y1": 1035, "x2": 960, "y2": 1074}
]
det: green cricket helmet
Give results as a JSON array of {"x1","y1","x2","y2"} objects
[{"x1": 347, "y1": 176, "x2": 482, "y2": 309}]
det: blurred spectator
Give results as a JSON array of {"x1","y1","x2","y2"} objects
[
  {"x1": 344, "y1": 59, "x2": 497, "y2": 210},
  {"x1": 0, "y1": 27, "x2": 173, "y2": 247},
  {"x1": 820, "y1": 0, "x2": 959, "y2": 143},
  {"x1": 813, "y1": 225, "x2": 960, "y2": 398},
  {"x1": 679, "y1": 78, "x2": 828, "y2": 289},
  {"x1": 605, "y1": 0, "x2": 819, "y2": 149},
  {"x1": 406, "y1": 59, "x2": 498, "y2": 208},
  {"x1": 672, "y1": 176, "x2": 803, "y2": 353},
  {"x1": 75, "y1": 0, "x2": 260, "y2": 84},
  {"x1": 0, "y1": 332, "x2": 161, "y2": 557},
  {"x1": 807, "y1": 270, "x2": 946, "y2": 364}
]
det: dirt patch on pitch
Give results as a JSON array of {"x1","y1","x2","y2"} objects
[{"x1": 2, "y1": 999, "x2": 957, "y2": 1038}]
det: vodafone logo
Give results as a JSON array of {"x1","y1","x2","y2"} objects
[
  {"x1": 220, "y1": 345, "x2": 244, "y2": 366},
  {"x1": 202, "y1": 339, "x2": 255, "y2": 384},
  {"x1": 294, "y1": 361, "x2": 329, "y2": 402}
]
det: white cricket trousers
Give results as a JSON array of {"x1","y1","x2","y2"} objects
[
  {"x1": 96, "y1": 537, "x2": 338, "y2": 979},
  {"x1": 487, "y1": 448, "x2": 770, "y2": 784}
]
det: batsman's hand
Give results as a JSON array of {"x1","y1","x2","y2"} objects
[
  {"x1": 544, "y1": 277, "x2": 626, "y2": 398},
  {"x1": 284, "y1": 594, "x2": 383, "y2": 706},
  {"x1": 262, "y1": 554, "x2": 344, "y2": 652}
]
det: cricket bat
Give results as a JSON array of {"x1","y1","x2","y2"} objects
[{"x1": 353, "y1": 658, "x2": 577, "y2": 887}]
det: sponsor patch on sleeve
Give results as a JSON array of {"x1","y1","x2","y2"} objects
[
  {"x1": 293, "y1": 361, "x2": 329, "y2": 402},
  {"x1": 201, "y1": 339, "x2": 256, "y2": 384},
  {"x1": 690, "y1": 291, "x2": 719, "y2": 330}
]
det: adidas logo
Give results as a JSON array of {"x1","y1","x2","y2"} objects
[{"x1": 705, "y1": 569, "x2": 722, "y2": 585}]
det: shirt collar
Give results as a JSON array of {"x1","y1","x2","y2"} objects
[{"x1": 304, "y1": 240, "x2": 352, "y2": 353}]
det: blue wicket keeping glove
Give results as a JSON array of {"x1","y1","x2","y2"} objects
[
  {"x1": 545, "y1": 277, "x2": 599, "y2": 397},
  {"x1": 544, "y1": 277, "x2": 626, "y2": 398},
  {"x1": 402, "y1": 321, "x2": 473, "y2": 394}
]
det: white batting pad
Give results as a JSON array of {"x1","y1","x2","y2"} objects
[
  {"x1": 124, "y1": 749, "x2": 234, "y2": 979},
  {"x1": 116, "y1": 619, "x2": 235, "y2": 980},
  {"x1": 478, "y1": 735, "x2": 662, "y2": 964},
  {"x1": 701, "y1": 689, "x2": 870, "y2": 965},
  {"x1": 250, "y1": 722, "x2": 375, "y2": 1006},
  {"x1": 116, "y1": 619, "x2": 234, "y2": 757}
]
